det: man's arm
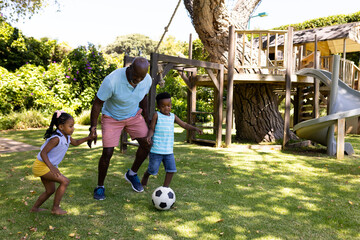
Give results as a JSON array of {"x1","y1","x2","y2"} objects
[
  {"x1": 146, "y1": 112, "x2": 158, "y2": 144},
  {"x1": 139, "y1": 94, "x2": 150, "y2": 126},
  {"x1": 88, "y1": 96, "x2": 104, "y2": 148}
]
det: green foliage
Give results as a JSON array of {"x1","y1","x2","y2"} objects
[
  {"x1": 192, "y1": 38, "x2": 210, "y2": 62},
  {"x1": 62, "y1": 44, "x2": 118, "y2": 113},
  {"x1": 102, "y1": 34, "x2": 157, "y2": 59},
  {"x1": 158, "y1": 35, "x2": 188, "y2": 57},
  {"x1": 0, "y1": 18, "x2": 69, "y2": 71},
  {"x1": 0, "y1": 109, "x2": 49, "y2": 130},
  {"x1": 75, "y1": 110, "x2": 102, "y2": 126},
  {"x1": 0, "y1": 63, "x2": 75, "y2": 115},
  {"x1": 275, "y1": 11, "x2": 360, "y2": 31}
]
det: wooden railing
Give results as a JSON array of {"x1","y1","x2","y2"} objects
[
  {"x1": 340, "y1": 59, "x2": 360, "y2": 90},
  {"x1": 297, "y1": 54, "x2": 360, "y2": 90},
  {"x1": 234, "y1": 29, "x2": 290, "y2": 75}
]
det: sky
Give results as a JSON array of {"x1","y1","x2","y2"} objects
[{"x1": 12, "y1": 0, "x2": 360, "y2": 49}]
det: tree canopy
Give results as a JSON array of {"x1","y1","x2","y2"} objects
[{"x1": 0, "y1": 0, "x2": 59, "y2": 22}]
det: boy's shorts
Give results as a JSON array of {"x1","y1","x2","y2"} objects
[
  {"x1": 147, "y1": 152, "x2": 177, "y2": 175},
  {"x1": 32, "y1": 158, "x2": 50, "y2": 177},
  {"x1": 101, "y1": 110, "x2": 148, "y2": 148}
]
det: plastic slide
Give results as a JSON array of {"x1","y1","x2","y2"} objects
[{"x1": 293, "y1": 68, "x2": 360, "y2": 155}]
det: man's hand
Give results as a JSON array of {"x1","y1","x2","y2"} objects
[
  {"x1": 87, "y1": 126, "x2": 97, "y2": 148},
  {"x1": 146, "y1": 136, "x2": 153, "y2": 145}
]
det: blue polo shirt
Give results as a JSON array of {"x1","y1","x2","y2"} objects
[{"x1": 97, "y1": 67, "x2": 152, "y2": 121}]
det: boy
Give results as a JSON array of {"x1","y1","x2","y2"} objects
[{"x1": 141, "y1": 92, "x2": 203, "y2": 187}]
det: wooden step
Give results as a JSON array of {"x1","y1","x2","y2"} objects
[{"x1": 191, "y1": 138, "x2": 216, "y2": 147}]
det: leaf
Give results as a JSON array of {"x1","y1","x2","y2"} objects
[
  {"x1": 49, "y1": 225, "x2": 55, "y2": 230},
  {"x1": 216, "y1": 219, "x2": 224, "y2": 223},
  {"x1": 69, "y1": 233, "x2": 76, "y2": 237},
  {"x1": 348, "y1": 200, "x2": 353, "y2": 205}
]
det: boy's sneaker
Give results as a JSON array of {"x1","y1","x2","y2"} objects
[
  {"x1": 94, "y1": 186, "x2": 106, "y2": 200},
  {"x1": 125, "y1": 170, "x2": 144, "y2": 193}
]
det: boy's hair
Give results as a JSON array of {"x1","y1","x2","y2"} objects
[
  {"x1": 156, "y1": 92, "x2": 171, "y2": 105},
  {"x1": 44, "y1": 111, "x2": 73, "y2": 139}
]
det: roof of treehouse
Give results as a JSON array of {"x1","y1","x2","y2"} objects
[{"x1": 258, "y1": 22, "x2": 360, "y2": 53}]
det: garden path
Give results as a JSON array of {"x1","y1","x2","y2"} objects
[{"x1": 0, "y1": 137, "x2": 38, "y2": 154}]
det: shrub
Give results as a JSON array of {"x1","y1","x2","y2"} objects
[
  {"x1": 62, "y1": 44, "x2": 117, "y2": 113},
  {"x1": 75, "y1": 110, "x2": 102, "y2": 126},
  {"x1": 0, "y1": 63, "x2": 75, "y2": 115},
  {"x1": 0, "y1": 109, "x2": 49, "y2": 130}
]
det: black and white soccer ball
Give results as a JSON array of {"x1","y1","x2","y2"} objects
[{"x1": 152, "y1": 186, "x2": 176, "y2": 210}]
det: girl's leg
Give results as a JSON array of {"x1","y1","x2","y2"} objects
[
  {"x1": 30, "y1": 177, "x2": 56, "y2": 212},
  {"x1": 35, "y1": 171, "x2": 70, "y2": 215},
  {"x1": 51, "y1": 174, "x2": 70, "y2": 215},
  {"x1": 141, "y1": 171, "x2": 151, "y2": 186},
  {"x1": 163, "y1": 172, "x2": 174, "y2": 187}
]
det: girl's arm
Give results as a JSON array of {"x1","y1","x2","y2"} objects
[
  {"x1": 40, "y1": 137, "x2": 61, "y2": 177},
  {"x1": 147, "y1": 112, "x2": 158, "y2": 144},
  {"x1": 70, "y1": 131, "x2": 96, "y2": 146},
  {"x1": 174, "y1": 115, "x2": 203, "y2": 134}
]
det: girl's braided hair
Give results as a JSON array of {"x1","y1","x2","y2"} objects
[{"x1": 44, "y1": 111, "x2": 72, "y2": 139}]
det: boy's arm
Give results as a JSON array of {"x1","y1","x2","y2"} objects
[
  {"x1": 147, "y1": 112, "x2": 158, "y2": 144},
  {"x1": 70, "y1": 131, "x2": 96, "y2": 146},
  {"x1": 40, "y1": 137, "x2": 61, "y2": 177},
  {"x1": 174, "y1": 115, "x2": 203, "y2": 134}
]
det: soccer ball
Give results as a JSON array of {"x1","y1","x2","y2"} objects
[{"x1": 152, "y1": 186, "x2": 176, "y2": 210}]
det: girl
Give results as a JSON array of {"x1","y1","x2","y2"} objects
[{"x1": 31, "y1": 110, "x2": 95, "y2": 215}]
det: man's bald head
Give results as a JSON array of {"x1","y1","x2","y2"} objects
[{"x1": 127, "y1": 57, "x2": 150, "y2": 86}]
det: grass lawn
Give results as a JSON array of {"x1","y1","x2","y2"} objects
[{"x1": 1, "y1": 125, "x2": 360, "y2": 239}]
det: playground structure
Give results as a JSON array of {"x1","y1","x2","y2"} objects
[
  {"x1": 120, "y1": 23, "x2": 360, "y2": 159},
  {"x1": 120, "y1": 51, "x2": 224, "y2": 151},
  {"x1": 294, "y1": 57, "x2": 360, "y2": 157}
]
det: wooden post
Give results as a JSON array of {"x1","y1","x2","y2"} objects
[
  {"x1": 314, "y1": 34, "x2": 320, "y2": 119},
  {"x1": 188, "y1": 77, "x2": 197, "y2": 143},
  {"x1": 216, "y1": 66, "x2": 224, "y2": 148},
  {"x1": 343, "y1": 39, "x2": 347, "y2": 82},
  {"x1": 337, "y1": 118, "x2": 345, "y2": 159},
  {"x1": 327, "y1": 55, "x2": 340, "y2": 156},
  {"x1": 186, "y1": 34, "x2": 193, "y2": 143},
  {"x1": 149, "y1": 53, "x2": 158, "y2": 120},
  {"x1": 225, "y1": 25, "x2": 235, "y2": 147},
  {"x1": 188, "y1": 33, "x2": 193, "y2": 59},
  {"x1": 283, "y1": 27, "x2": 293, "y2": 148},
  {"x1": 293, "y1": 87, "x2": 300, "y2": 125}
]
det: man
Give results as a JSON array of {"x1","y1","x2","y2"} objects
[{"x1": 88, "y1": 57, "x2": 152, "y2": 200}]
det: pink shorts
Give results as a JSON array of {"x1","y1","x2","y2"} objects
[{"x1": 101, "y1": 110, "x2": 148, "y2": 148}]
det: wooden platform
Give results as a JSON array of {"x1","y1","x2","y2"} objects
[{"x1": 195, "y1": 73, "x2": 314, "y2": 86}]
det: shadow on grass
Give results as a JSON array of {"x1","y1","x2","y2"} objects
[{"x1": 0, "y1": 128, "x2": 360, "y2": 239}]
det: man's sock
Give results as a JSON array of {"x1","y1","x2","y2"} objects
[
  {"x1": 97, "y1": 185, "x2": 104, "y2": 188},
  {"x1": 128, "y1": 169, "x2": 136, "y2": 176}
]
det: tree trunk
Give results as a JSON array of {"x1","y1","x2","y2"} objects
[
  {"x1": 184, "y1": 0, "x2": 298, "y2": 143},
  {"x1": 234, "y1": 83, "x2": 297, "y2": 142}
]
